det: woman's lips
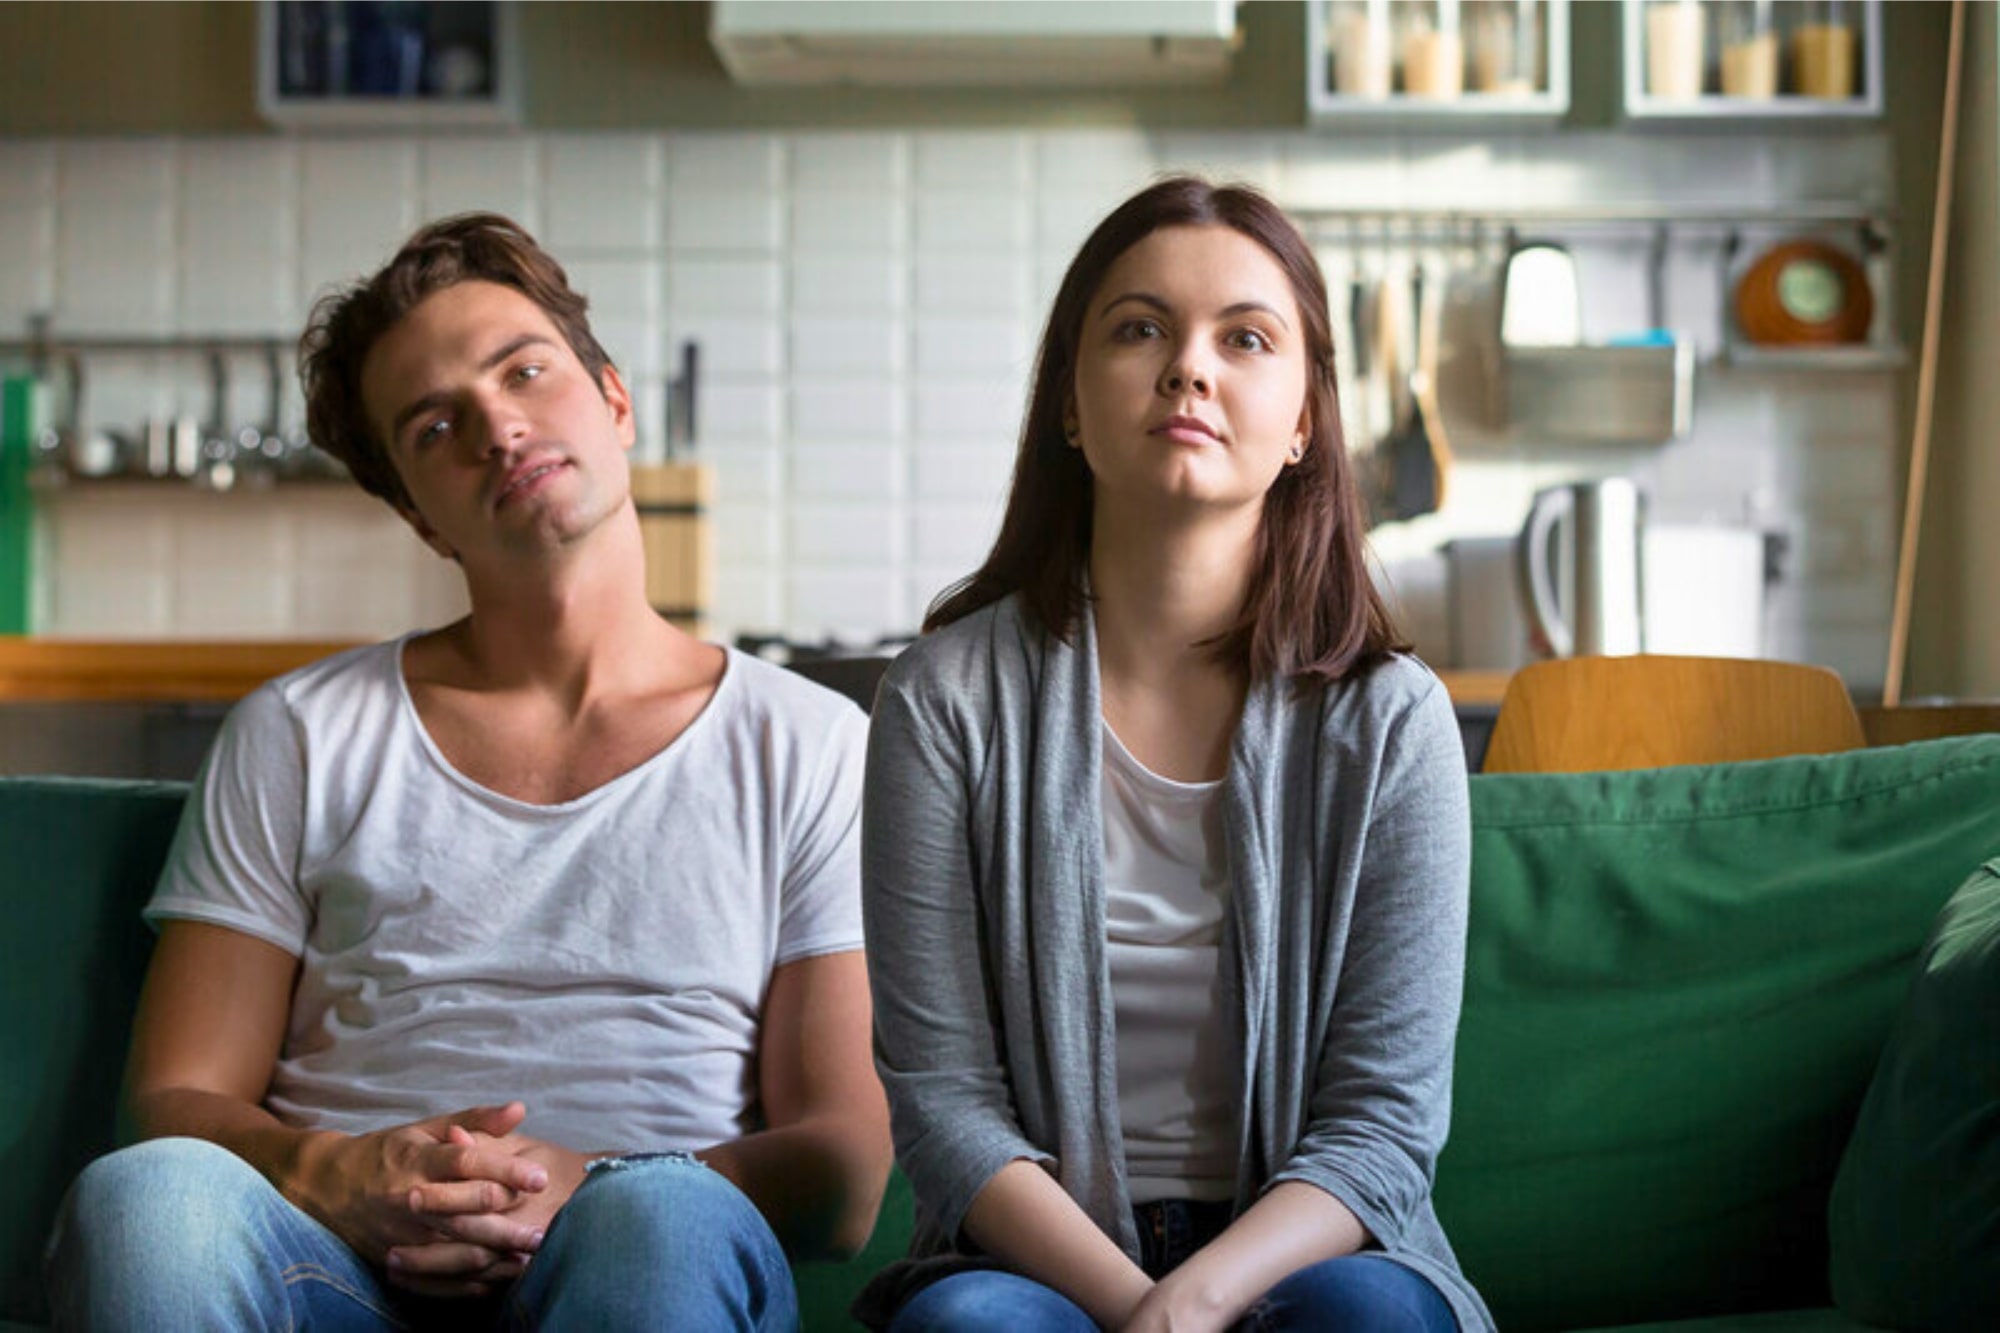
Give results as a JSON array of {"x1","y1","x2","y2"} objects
[{"x1": 1150, "y1": 415, "x2": 1222, "y2": 446}]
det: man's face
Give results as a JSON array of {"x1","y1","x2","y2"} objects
[{"x1": 360, "y1": 280, "x2": 636, "y2": 566}]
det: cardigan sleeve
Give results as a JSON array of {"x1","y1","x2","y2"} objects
[
  {"x1": 1267, "y1": 676, "x2": 1472, "y2": 1249},
  {"x1": 862, "y1": 668, "x2": 1056, "y2": 1244}
]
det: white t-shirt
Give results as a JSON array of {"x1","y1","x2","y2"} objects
[
  {"x1": 146, "y1": 637, "x2": 867, "y2": 1154},
  {"x1": 1101, "y1": 722, "x2": 1238, "y2": 1204}
]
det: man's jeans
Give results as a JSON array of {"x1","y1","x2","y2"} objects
[{"x1": 44, "y1": 1137, "x2": 798, "y2": 1332}]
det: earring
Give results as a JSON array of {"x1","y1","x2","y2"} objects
[
  {"x1": 1064, "y1": 423, "x2": 1081, "y2": 447},
  {"x1": 1287, "y1": 443, "x2": 1304, "y2": 463}
]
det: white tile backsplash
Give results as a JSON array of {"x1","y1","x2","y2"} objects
[
  {"x1": 667, "y1": 257, "x2": 784, "y2": 315},
  {"x1": 422, "y1": 136, "x2": 540, "y2": 229},
  {"x1": 789, "y1": 316, "x2": 906, "y2": 377},
  {"x1": 788, "y1": 132, "x2": 910, "y2": 191},
  {"x1": 790, "y1": 384, "x2": 904, "y2": 441},
  {"x1": 788, "y1": 191, "x2": 909, "y2": 254},
  {"x1": 915, "y1": 132, "x2": 1033, "y2": 192},
  {"x1": 790, "y1": 443, "x2": 904, "y2": 501},
  {"x1": 300, "y1": 141, "x2": 420, "y2": 285},
  {"x1": 667, "y1": 189, "x2": 784, "y2": 253},
  {"x1": 790, "y1": 257, "x2": 906, "y2": 314},
  {"x1": 18, "y1": 128, "x2": 1904, "y2": 670},
  {"x1": 670, "y1": 134, "x2": 786, "y2": 191},
  {"x1": 541, "y1": 135, "x2": 664, "y2": 252}
]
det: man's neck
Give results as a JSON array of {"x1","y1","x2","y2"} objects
[{"x1": 433, "y1": 513, "x2": 705, "y2": 713}]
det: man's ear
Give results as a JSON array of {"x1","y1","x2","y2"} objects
[
  {"x1": 395, "y1": 501, "x2": 458, "y2": 562},
  {"x1": 600, "y1": 363, "x2": 636, "y2": 451}
]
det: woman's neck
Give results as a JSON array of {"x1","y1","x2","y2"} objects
[
  {"x1": 1088, "y1": 501, "x2": 1258, "y2": 684},
  {"x1": 1087, "y1": 501, "x2": 1258, "y2": 782}
]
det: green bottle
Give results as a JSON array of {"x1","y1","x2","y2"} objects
[{"x1": 0, "y1": 374, "x2": 41, "y2": 634}]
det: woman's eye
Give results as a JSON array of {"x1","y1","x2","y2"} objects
[
  {"x1": 1230, "y1": 328, "x2": 1274, "y2": 353},
  {"x1": 510, "y1": 362, "x2": 543, "y2": 385},
  {"x1": 416, "y1": 418, "x2": 451, "y2": 445},
  {"x1": 1114, "y1": 318, "x2": 1164, "y2": 341}
]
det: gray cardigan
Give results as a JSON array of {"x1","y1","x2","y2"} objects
[{"x1": 858, "y1": 596, "x2": 1491, "y2": 1332}]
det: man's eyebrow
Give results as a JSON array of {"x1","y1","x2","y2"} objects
[
  {"x1": 1097, "y1": 292, "x2": 1292, "y2": 331},
  {"x1": 388, "y1": 334, "x2": 556, "y2": 440}
]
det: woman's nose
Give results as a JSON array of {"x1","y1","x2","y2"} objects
[{"x1": 1159, "y1": 348, "x2": 1213, "y2": 398}]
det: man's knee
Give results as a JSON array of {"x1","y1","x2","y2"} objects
[
  {"x1": 518, "y1": 1155, "x2": 796, "y2": 1330},
  {"x1": 59, "y1": 1138, "x2": 270, "y2": 1256}
]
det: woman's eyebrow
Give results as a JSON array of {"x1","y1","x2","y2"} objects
[{"x1": 1096, "y1": 292, "x2": 1292, "y2": 331}]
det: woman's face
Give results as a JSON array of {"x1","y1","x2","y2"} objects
[{"x1": 1068, "y1": 224, "x2": 1310, "y2": 519}]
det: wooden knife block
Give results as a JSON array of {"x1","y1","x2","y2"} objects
[{"x1": 630, "y1": 464, "x2": 712, "y2": 636}]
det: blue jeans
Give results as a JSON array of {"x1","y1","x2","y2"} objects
[
  {"x1": 45, "y1": 1137, "x2": 798, "y2": 1331},
  {"x1": 889, "y1": 1198, "x2": 1457, "y2": 1333}
]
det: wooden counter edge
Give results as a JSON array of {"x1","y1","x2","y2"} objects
[
  {"x1": 0, "y1": 639, "x2": 1518, "y2": 709},
  {"x1": 0, "y1": 639, "x2": 365, "y2": 703}
]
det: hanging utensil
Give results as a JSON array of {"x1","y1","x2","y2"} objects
[{"x1": 1381, "y1": 259, "x2": 1443, "y2": 522}]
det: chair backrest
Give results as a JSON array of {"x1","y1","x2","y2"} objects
[
  {"x1": 1860, "y1": 703, "x2": 2000, "y2": 749},
  {"x1": 1482, "y1": 655, "x2": 1865, "y2": 774}
]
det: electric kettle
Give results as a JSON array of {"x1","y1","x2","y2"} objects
[{"x1": 1517, "y1": 478, "x2": 1645, "y2": 657}]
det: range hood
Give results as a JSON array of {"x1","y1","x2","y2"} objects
[{"x1": 709, "y1": 1, "x2": 1239, "y2": 87}]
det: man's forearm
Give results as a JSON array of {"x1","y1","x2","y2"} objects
[
  {"x1": 697, "y1": 1114, "x2": 891, "y2": 1261},
  {"x1": 128, "y1": 1086, "x2": 332, "y2": 1208}
]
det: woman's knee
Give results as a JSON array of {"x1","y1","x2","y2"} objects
[
  {"x1": 1252, "y1": 1255, "x2": 1457, "y2": 1333},
  {"x1": 889, "y1": 1271, "x2": 1097, "y2": 1333}
]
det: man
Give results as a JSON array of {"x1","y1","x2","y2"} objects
[{"x1": 45, "y1": 215, "x2": 890, "y2": 1331}]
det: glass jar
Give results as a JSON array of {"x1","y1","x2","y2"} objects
[
  {"x1": 1328, "y1": 0, "x2": 1394, "y2": 98},
  {"x1": 1645, "y1": 0, "x2": 1709, "y2": 100},
  {"x1": 1468, "y1": 0, "x2": 1541, "y2": 96},
  {"x1": 1400, "y1": 0, "x2": 1465, "y2": 99},
  {"x1": 1718, "y1": 0, "x2": 1777, "y2": 98},
  {"x1": 1789, "y1": 0, "x2": 1856, "y2": 99}
]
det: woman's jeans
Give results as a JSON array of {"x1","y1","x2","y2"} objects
[
  {"x1": 888, "y1": 1197, "x2": 1457, "y2": 1333},
  {"x1": 44, "y1": 1137, "x2": 797, "y2": 1332}
]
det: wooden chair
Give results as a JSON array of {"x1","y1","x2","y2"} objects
[
  {"x1": 1859, "y1": 703, "x2": 2000, "y2": 748},
  {"x1": 1482, "y1": 655, "x2": 1866, "y2": 774}
]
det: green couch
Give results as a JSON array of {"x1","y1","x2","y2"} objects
[{"x1": 9, "y1": 735, "x2": 2000, "y2": 1330}]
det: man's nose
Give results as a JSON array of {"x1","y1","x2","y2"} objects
[{"x1": 467, "y1": 395, "x2": 530, "y2": 455}]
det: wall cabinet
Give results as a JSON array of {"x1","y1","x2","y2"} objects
[
  {"x1": 1308, "y1": 1, "x2": 1571, "y2": 126},
  {"x1": 256, "y1": 1, "x2": 522, "y2": 130},
  {"x1": 1621, "y1": 0, "x2": 1882, "y2": 122}
]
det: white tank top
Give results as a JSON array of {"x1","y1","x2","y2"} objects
[{"x1": 1100, "y1": 720, "x2": 1238, "y2": 1203}]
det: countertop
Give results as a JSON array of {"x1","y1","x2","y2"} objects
[{"x1": 0, "y1": 638, "x2": 1517, "y2": 708}]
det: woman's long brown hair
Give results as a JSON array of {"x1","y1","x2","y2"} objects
[{"x1": 924, "y1": 176, "x2": 1408, "y2": 684}]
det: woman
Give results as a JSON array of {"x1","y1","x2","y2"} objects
[{"x1": 859, "y1": 177, "x2": 1488, "y2": 1333}]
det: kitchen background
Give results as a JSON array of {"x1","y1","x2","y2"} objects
[{"x1": 0, "y1": 0, "x2": 1993, "y2": 703}]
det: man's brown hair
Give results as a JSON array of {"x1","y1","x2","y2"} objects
[
  {"x1": 299, "y1": 212, "x2": 613, "y2": 511},
  {"x1": 926, "y1": 176, "x2": 1407, "y2": 685}
]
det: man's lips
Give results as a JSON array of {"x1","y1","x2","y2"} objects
[
  {"x1": 1150, "y1": 414, "x2": 1223, "y2": 445},
  {"x1": 492, "y1": 457, "x2": 567, "y2": 508}
]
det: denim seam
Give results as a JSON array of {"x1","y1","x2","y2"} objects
[{"x1": 278, "y1": 1261, "x2": 409, "y2": 1328}]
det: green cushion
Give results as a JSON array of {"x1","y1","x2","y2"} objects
[
  {"x1": 1436, "y1": 735, "x2": 2000, "y2": 1333},
  {"x1": 794, "y1": 1168, "x2": 913, "y2": 1331},
  {"x1": 1570, "y1": 1310, "x2": 1879, "y2": 1333},
  {"x1": 1828, "y1": 857, "x2": 2000, "y2": 1330},
  {"x1": 0, "y1": 777, "x2": 188, "y2": 1326}
]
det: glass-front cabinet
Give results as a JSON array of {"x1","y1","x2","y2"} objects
[
  {"x1": 1622, "y1": 0, "x2": 1882, "y2": 120},
  {"x1": 1308, "y1": 0, "x2": 1571, "y2": 123},
  {"x1": 256, "y1": 1, "x2": 523, "y2": 129}
]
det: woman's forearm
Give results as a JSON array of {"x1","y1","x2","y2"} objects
[{"x1": 961, "y1": 1159, "x2": 1154, "y2": 1328}]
